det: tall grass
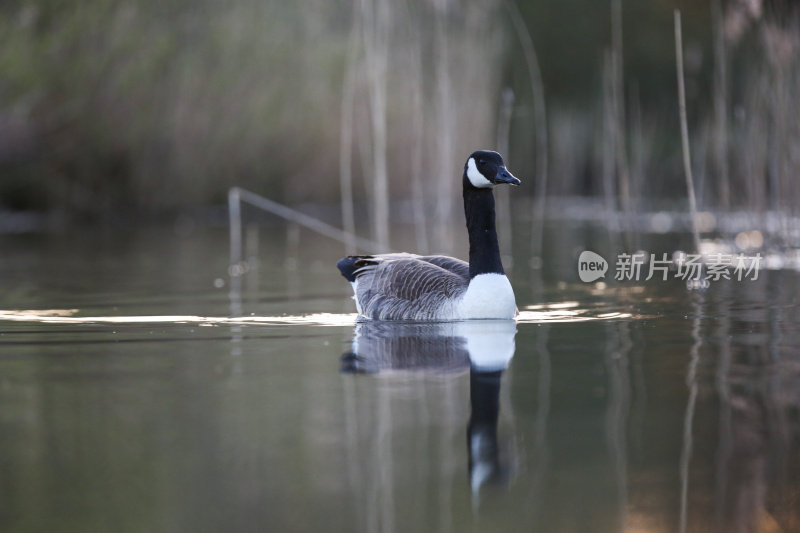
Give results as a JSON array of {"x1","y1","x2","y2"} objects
[{"x1": 0, "y1": 0, "x2": 798, "y2": 250}]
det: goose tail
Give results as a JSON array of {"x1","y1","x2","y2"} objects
[{"x1": 337, "y1": 255, "x2": 369, "y2": 282}]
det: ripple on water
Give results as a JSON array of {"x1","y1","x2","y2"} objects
[{"x1": 0, "y1": 305, "x2": 637, "y2": 327}]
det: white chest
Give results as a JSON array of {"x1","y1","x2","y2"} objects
[{"x1": 455, "y1": 273, "x2": 517, "y2": 319}]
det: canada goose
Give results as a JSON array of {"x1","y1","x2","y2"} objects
[{"x1": 337, "y1": 150, "x2": 520, "y2": 320}]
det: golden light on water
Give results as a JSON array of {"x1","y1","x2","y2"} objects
[
  {"x1": 0, "y1": 307, "x2": 635, "y2": 326},
  {"x1": 0, "y1": 310, "x2": 359, "y2": 327},
  {"x1": 516, "y1": 310, "x2": 633, "y2": 323}
]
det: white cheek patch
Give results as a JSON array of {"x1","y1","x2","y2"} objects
[{"x1": 466, "y1": 158, "x2": 493, "y2": 188}]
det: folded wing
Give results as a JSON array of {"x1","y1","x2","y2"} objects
[{"x1": 352, "y1": 254, "x2": 469, "y2": 320}]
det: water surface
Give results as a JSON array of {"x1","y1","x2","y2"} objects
[{"x1": 1, "y1": 226, "x2": 799, "y2": 533}]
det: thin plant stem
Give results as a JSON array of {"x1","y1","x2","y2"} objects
[
  {"x1": 612, "y1": 0, "x2": 632, "y2": 250},
  {"x1": 612, "y1": 0, "x2": 631, "y2": 218},
  {"x1": 505, "y1": 0, "x2": 548, "y2": 263},
  {"x1": 408, "y1": 2, "x2": 429, "y2": 254},
  {"x1": 362, "y1": 0, "x2": 391, "y2": 251},
  {"x1": 496, "y1": 88, "x2": 515, "y2": 264},
  {"x1": 339, "y1": 0, "x2": 361, "y2": 254},
  {"x1": 675, "y1": 10, "x2": 702, "y2": 254},
  {"x1": 711, "y1": 0, "x2": 730, "y2": 211},
  {"x1": 433, "y1": 0, "x2": 454, "y2": 252}
]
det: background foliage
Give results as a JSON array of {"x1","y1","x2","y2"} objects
[{"x1": 0, "y1": 0, "x2": 797, "y2": 231}]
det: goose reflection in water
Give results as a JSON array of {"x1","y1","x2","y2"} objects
[{"x1": 341, "y1": 319, "x2": 517, "y2": 497}]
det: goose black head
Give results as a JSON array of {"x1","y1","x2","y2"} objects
[{"x1": 464, "y1": 150, "x2": 520, "y2": 189}]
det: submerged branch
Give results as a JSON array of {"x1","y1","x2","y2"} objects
[{"x1": 229, "y1": 187, "x2": 383, "y2": 255}]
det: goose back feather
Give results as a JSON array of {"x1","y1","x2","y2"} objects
[{"x1": 342, "y1": 254, "x2": 469, "y2": 320}]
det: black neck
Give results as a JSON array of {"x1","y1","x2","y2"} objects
[{"x1": 463, "y1": 180, "x2": 505, "y2": 279}]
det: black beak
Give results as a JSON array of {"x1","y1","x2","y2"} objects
[{"x1": 493, "y1": 166, "x2": 521, "y2": 186}]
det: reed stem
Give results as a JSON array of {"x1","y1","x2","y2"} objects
[
  {"x1": 674, "y1": 10, "x2": 702, "y2": 254},
  {"x1": 505, "y1": 0, "x2": 548, "y2": 263},
  {"x1": 339, "y1": 0, "x2": 360, "y2": 254}
]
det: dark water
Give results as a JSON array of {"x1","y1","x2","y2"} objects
[{"x1": 1, "y1": 225, "x2": 799, "y2": 533}]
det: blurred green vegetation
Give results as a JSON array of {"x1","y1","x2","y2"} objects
[
  {"x1": 0, "y1": 0, "x2": 797, "y2": 224},
  {"x1": 0, "y1": 0, "x2": 350, "y2": 219}
]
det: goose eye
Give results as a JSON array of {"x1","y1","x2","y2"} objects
[{"x1": 478, "y1": 159, "x2": 486, "y2": 165}]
